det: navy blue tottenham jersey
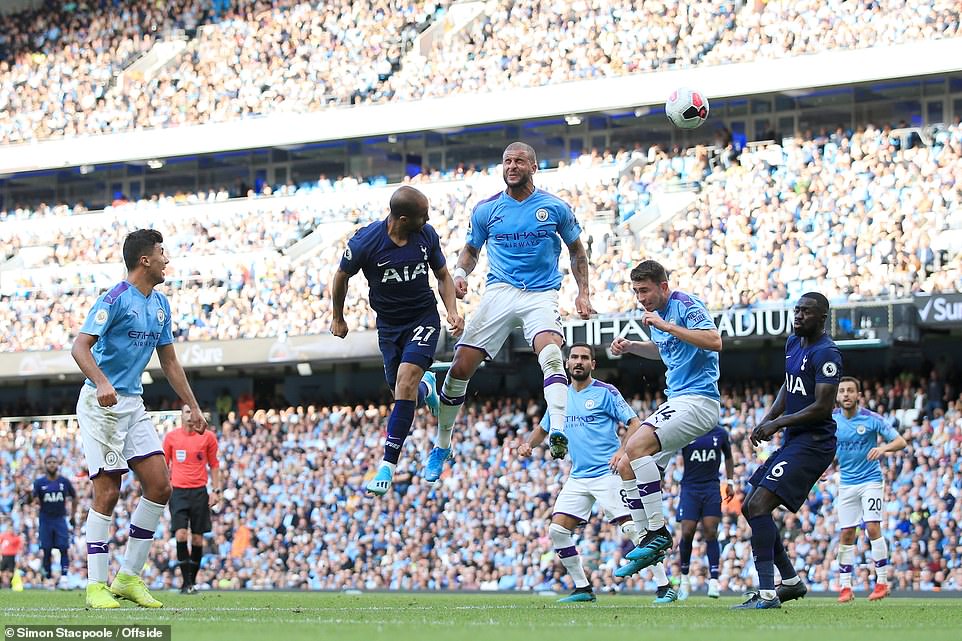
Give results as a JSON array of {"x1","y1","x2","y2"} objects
[
  {"x1": 339, "y1": 219, "x2": 445, "y2": 326},
  {"x1": 783, "y1": 333, "x2": 843, "y2": 443},
  {"x1": 33, "y1": 476, "x2": 75, "y2": 519},
  {"x1": 681, "y1": 425, "x2": 731, "y2": 486}
]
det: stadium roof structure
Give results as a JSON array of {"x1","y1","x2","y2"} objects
[{"x1": 0, "y1": 38, "x2": 960, "y2": 175}]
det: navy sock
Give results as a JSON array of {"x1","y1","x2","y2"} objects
[
  {"x1": 59, "y1": 548, "x2": 69, "y2": 575},
  {"x1": 384, "y1": 399, "x2": 416, "y2": 465},
  {"x1": 416, "y1": 381, "x2": 427, "y2": 408},
  {"x1": 773, "y1": 535, "x2": 797, "y2": 580},
  {"x1": 748, "y1": 514, "x2": 777, "y2": 591},
  {"x1": 679, "y1": 537, "x2": 693, "y2": 575},
  {"x1": 42, "y1": 549, "x2": 52, "y2": 578},
  {"x1": 706, "y1": 538, "x2": 720, "y2": 579}
]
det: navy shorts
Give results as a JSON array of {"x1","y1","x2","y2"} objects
[
  {"x1": 377, "y1": 309, "x2": 440, "y2": 389},
  {"x1": 749, "y1": 436, "x2": 836, "y2": 513},
  {"x1": 677, "y1": 483, "x2": 722, "y2": 522},
  {"x1": 39, "y1": 517, "x2": 70, "y2": 550}
]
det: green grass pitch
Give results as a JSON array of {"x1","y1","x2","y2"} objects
[{"x1": 4, "y1": 591, "x2": 961, "y2": 641}]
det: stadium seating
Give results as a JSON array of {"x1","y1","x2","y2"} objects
[
  {"x1": 2, "y1": 123, "x2": 960, "y2": 352},
  {"x1": 0, "y1": 1, "x2": 958, "y2": 143},
  {"x1": 2, "y1": 376, "x2": 959, "y2": 592}
]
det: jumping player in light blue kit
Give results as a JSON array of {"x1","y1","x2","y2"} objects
[
  {"x1": 833, "y1": 376, "x2": 906, "y2": 603},
  {"x1": 331, "y1": 186, "x2": 463, "y2": 495},
  {"x1": 430, "y1": 142, "x2": 594, "y2": 482},
  {"x1": 516, "y1": 344, "x2": 675, "y2": 603},
  {"x1": 608, "y1": 260, "x2": 722, "y2": 579},
  {"x1": 72, "y1": 229, "x2": 208, "y2": 609},
  {"x1": 734, "y1": 292, "x2": 842, "y2": 610}
]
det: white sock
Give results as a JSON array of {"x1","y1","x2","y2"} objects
[
  {"x1": 760, "y1": 589, "x2": 776, "y2": 600},
  {"x1": 549, "y1": 523, "x2": 588, "y2": 589},
  {"x1": 651, "y1": 561, "x2": 668, "y2": 587},
  {"x1": 84, "y1": 510, "x2": 112, "y2": 584},
  {"x1": 871, "y1": 537, "x2": 889, "y2": 586},
  {"x1": 437, "y1": 376, "x2": 468, "y2": 448},
  {"x1": 621, "y1": 480, "x2": 648, "y2": 540},
  {"x1": 121, "y1": 498, "x2": 166, "y2": 576},
  {"x1": 782, "y1": 575, "x2": 801, "y2": 586},
  {"x1": 538, "y1": 344, "x2": 568, "y2": 433},
  {"x1": 838, "y1": 543, "x2": 855, "y2": 588},
  {"x1": 630, "y1": 455, "x2": 665, "y2": 530}
]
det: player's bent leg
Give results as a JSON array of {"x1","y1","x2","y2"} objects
[
  {"x1": 370, "y1": 362, "x2": 423, "y2": 493},
  {"x1": 739, "y1": 486, "x2": 785, "y2": 608},
  {"x1": 112, "y1": 454, "x2": 167, "y2": 608},
  {"x1": 837, "y1": 526, "x2": 857, "y2": 600},
  {"x1": 678, "y1": 520, "x2": 697, "y2": 600},
  {"x1": 625, "y1": 426, "x2": 671, "y2": 563},
  {"x1": 533, "y1": 334, "x2": 569, "y2": 459},
  {"x1": 549, "y1": 516, "x2": 595, "y2": 603},
  {"x1": 427, "y1": 348, "x2": 482, "y2": 481}
]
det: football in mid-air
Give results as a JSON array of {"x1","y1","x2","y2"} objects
[{"x1": 666, "y1": 87, "x2": 709, "y2": 129}]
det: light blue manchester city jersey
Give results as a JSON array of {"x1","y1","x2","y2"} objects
[
  {"x1": 539, "y1": 379, "x2": 637, "y2": 479},
  {"x1": 78, "y1": 281, "x2": 173, "y2": 396},
  {"x1": 834, "y1": 408, "x2": 901, "y2": 485},
  {"x1": 466, "y1": 189, "x2": 581, "y2": 291},
  {"x1": 648, "y1": 291, "x2": 720, "y2": 400}
]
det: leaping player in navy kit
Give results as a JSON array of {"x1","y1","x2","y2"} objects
[
  {"x1": 733, "y1": 292, "x2": 843, "y2": 609},
  {"x1": 428, "y1": 141, "x2": 595, "y2": 482},
  {"x1": 331, "y1": 186, "x2": 463, "y2": 495}
]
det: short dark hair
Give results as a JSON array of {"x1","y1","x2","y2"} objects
[
  {"x1": 800, "y1": 291, "x2": 830, "y2": 315},
  {"x1": 389, "y1": 185, "x2": 428, "y2": 219},
  {"x1": 840, "y1": 376, "x2": 861, "y2": 391},
  {"x1": 504, "y1": 141, "x2": 537, "y2": 165},
  {"x1": 630, "y1": 260, "x2": 668, "y2": 284},
  {"x1": 567, "y1": 342, "x2": 595, "y2": 360},
  {"x1": 123, "y1": 229, "x2": 164, "y2": 271}
]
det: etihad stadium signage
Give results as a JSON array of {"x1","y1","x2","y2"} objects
[{"x1": 562, "y1": 307, "x2": 796, "y2": 345}]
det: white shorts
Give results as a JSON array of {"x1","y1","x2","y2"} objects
[
  {"x1": 457, "y1": 283, "x2": 561, "y2": 359},
  {"x1": 76, "y1": 385, "x2": 164, "y2": 478},
  {"x1": 837, "y1": 481, "x2": 885, "y2": 529},
  {"x1": 553, "y1": 473, "x2": 630, "y2": 524},
  {"x1": 644, "y1": 395, "x2": 721, "y2": 468}
]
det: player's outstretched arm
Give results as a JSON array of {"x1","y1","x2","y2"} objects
[
  {"x1": 516, "y1": 421, "x2": 548, "y2": 457},
  {"x1": 566, "y1": 238, "x2": 595, "y2": 319},
  {"x1": 157, "y1": 344, "x2": 208, "y2": 434},
  {"x1": 433, "y1": 265, "x2": 464, "y2": 337},
  {"x1": 452, "y1": 244, "x2": 480, "y2": 300},
  {"x1": 71, "y1": 333, "x2": 117, "y2": 407},
  {"x1": 868, "y1": 433, "x2": 908, "y2": 461},
  {"x1": 330, "y1": 269, "x2": 352, "y2": 338},
  {"x1": 610, "y1": 336, "x2": 661, "y2": 359}
]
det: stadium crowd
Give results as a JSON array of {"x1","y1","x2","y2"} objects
[
  {"x1": 1, "y1": 372, "x2": 959, "y2": 593},
  {"x1": 3, "y1": 121, "x2": 961, "y2": 352},
  {"x1": 0, "y1": 0, "x2": 960, "y2": 143}
]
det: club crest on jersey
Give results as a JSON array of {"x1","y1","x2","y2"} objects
[
  {"x1": 584, "y1": 399, "x2": 596, "y2": 410},
  {"x1": 344, "y1": 246, "x2": 352, "y2": 261},
  {"x1": 856, "y1": 425, "x2": 867, "y2": 435},
  {"x1": 535, "y1": 208, "x2": 549, "y2": 222},
  {"x1": 157, "y1": 308, "x2": 165, "y2": 324},
  {"x1": 94, "y1": 309, "x2": 108, "y2": 325},
  {"x1": 822, "y1": 362, "x2": 838, "y2": 377},
  {"x1": 420, "y1": 245, "x2": 428, "y2": 261}
]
